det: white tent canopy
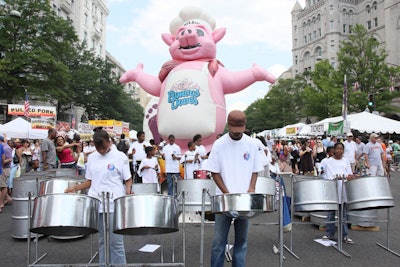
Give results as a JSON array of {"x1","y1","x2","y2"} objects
[
  {"x1": 312, "y1": 111, "x2": 400, "y2": 134},
  {"x1": 0, "y1": 117, "x2": 48, "y2": 139},
  {"x1": 278, "y1": 122, "x2": 306, "y2": 137}
]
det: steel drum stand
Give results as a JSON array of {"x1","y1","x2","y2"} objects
[
  {"x1": 376, "y1": 208, "x2": 400, "y2": 257},
  {"x1": 26, "y1": 190, "x2": 99, "y2": 267}
]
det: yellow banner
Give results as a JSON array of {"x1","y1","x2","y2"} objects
[
  {"x1": 286, "y1": 127, "x2": 297, "y2": 135},
  {"x1": 88, "y1": 120, "x2": 115, "y2": 127}
]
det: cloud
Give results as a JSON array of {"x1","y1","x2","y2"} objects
[{"x1": 108, "y1": 0, "x2": 296, "y2": 54}]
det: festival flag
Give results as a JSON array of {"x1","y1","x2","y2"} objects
[
  {"x1": 71, "y1": 114, "x2": 76, "y2": 129},
  {"x1": 24, "y1": 92, "x2": 30, "y2": 117},
  {"x1": 342, "y1": 75, "x2": 348, "y2": 121}
]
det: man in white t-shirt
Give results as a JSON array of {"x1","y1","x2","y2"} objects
[
  {"x1": 206, "y1": 110, "x2": 263, "y2": 267},
  {"x1": 343, "y1": 132, "x2": 357, "y2": 172},
  {"x1": 162, "y1": 135, "x2": 181, "y2": 195},
  {"x1": 127, "y1": 131, "x2": 151, "y2": 183}
]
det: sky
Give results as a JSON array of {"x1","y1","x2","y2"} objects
[{"x1": 105, "y1": 0, "x2": 304, "y2": 112}]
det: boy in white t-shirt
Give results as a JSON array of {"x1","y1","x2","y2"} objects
[
  {"x1": 138, "y1": 146, "x2": 160, "y2": 184},
  {"x1": 180, "y1": 141, "x2": 201, "y2": 179}
]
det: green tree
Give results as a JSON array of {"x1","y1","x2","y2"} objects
[
  {"x1": 337, "y1": 24, "x2": 400, "y2": 113},
  {"x1": 0, "y1": 0, "x2": 77, "y2": 105},
  {"x1": 301, "y1": 60, "x2": 343, "y2": 119},
  {"x1": 245, "y1": 76, "x2": 306, "y2": 131}
]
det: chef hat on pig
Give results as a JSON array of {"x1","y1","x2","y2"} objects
[{"x1": 169, "y1": 6, "x2": 216, "y2": 35}]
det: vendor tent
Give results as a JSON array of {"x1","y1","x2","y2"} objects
[
  {"x1": 312, "y1": 111, "x2": 400, "y2": 134},
  {"x1": 0, "y1": 117, "x2": 48, "y2": 139}
]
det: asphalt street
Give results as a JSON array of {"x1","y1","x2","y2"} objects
[{"x1": 1, "y1": 172, "x2": 399, "y2": 267}]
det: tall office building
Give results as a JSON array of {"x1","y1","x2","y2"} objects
[{"x1": 291, "y1": 0, "x2": 400, "y2": 78}]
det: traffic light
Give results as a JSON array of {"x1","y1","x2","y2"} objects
[{"x1": 368, "y1": 94, "x2": 374, "y2": 107}]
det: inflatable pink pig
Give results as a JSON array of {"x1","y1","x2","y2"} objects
[{"x1": 120, "y1": 7, "x2": 276, "y2": 151}]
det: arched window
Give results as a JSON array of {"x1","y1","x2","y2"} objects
[{"x1": 366, "y1": 5, "x2": 370, "y2": 13}]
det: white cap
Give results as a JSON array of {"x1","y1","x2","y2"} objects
[{"x1": 169, "y1": 6, "x2": 216, "y2": 35}]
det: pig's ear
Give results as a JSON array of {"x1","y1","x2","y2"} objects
[
  {"x1": 212, "y1": 28, "x2": 226, "y2": 43},
  {"x1": 162, "y1": 33, "x2": 175, "y2": 46}
]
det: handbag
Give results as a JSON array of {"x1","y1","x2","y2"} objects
[
  {"x1": 280, "y1": 176, "x2": 292, "y2": 232},
  {"x1": 13, "y1": 153, "x2": 20, "y2": 164}
]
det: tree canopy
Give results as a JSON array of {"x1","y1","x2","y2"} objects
[
  {"x1": 245, "y1": 24, "x2": 400, "y2": 133},
  {"x1": 0, "y1": 0, "x2": 143, "y2": 129}
]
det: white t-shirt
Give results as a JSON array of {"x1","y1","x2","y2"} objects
[
  {"x1": 86, "y1": 147, "x2": 131, "y2": 212},
  {"x1": 343, "y1": 140, "x2": 357, "y2": 164},
  {"x1": 253, "y1": 138, "x2": 269, "y2": 167},
  {"x1": 180, "y1": 150, "x2": 201, "y2": 179},
  {"x1": 163, "y1": 143, "x2": 181, "y2": 173},
  {"x1": 206, "y1": 133, "x2": 263, "y2": 195},
  {"x1": 83, "y1": 145, "x2": 96, "y2": 154},
  {"x1": 322, "y1": 157, "x2": 352, "y2": 203},
  {"x1": 195, "y1": 144, "x2": 207, "y2": 168},
  {"x1": 138, "y1": 157, "x2": 159, "y2": 183},
  {"x1": 128, "y1": 141, "x2": 151, "y2": 162}
]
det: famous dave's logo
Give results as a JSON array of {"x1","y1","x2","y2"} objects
[
  {"x1": 107, "y1": 164, "x2": 115, "y2": 171},
  {"x1": 168, "y1": 79, "x2": 201, "y2": 110},
  {"x1": 243, "y1": 152, "x2": 250, "y2": 161}
]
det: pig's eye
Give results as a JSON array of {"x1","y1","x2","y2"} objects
[{"x1": 196, "y1": 29, "x2": 204, "y2": 37}]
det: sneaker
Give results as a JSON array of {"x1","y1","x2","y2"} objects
[
  {"x1": 343, "y1": 237, "x2": 354, "y2": 244},
  {"x1": 322, "y1": 235, "x2": 334, "y2": 240}
]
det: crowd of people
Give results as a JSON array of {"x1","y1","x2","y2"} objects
[{"x1": 1, "y1": 116, "x2": 399, "y2": 266}]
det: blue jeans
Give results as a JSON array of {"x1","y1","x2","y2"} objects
[
  {"x1": 326, "y1": 204, "x2": 349, "y2": 238},
  {"x1": 98, "y1": 213, "x2": 126, "y2": 266},
  {"x1": 166, "y1": 173, "x2": 179, "y2": 196},
  {"x1": 211, "y1": 214, "x2": 249, "y2": 267}
]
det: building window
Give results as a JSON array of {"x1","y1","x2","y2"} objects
[
  {"x1": 313, "y1": 31, "x2": 316, "y2": 39},
  {"x1": 84, "y1": 31, "x2": 87, "y2": 41},
  {"x1": 294, "y1": 25, "x2": 297, "y2": 32},
  {"x1": 304, "y1": 35, "x2": 307, "y2": 44},
  {"x1": 349, "y1": 25, "x2": 353, "y2": 33},
  {"x1": 373, "y1": 1, "x2": 377, "y2": 10},
  {"x1": 374, "y1": 17, "x2": 378, "y2": 27},
  {"x1": 366, "y1": 5, "x2": 370, "y2": 13},
  {"x1": 330, "y1": 21, "x2": 334, "y2": 30},
  {"x1": 309, "y1": 33, "x2": 311, "y2": 41},
  {"x1": 318, "y1": 28, "x2": 321, "y2": 36},
  {"x1": 367, "y1": 20, "x2": 371, "y2": 30},
  {"x1": 294, "y1": 38, "x2": 298, "y2": 47},
  {"x1": 295, "y1": 55, "x2": 298, "y2": 65},
  {"x1": 343, "y1": 24, "x2": 346, "y2": 33}
]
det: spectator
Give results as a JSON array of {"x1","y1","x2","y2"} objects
[
  {"x1": 41, "y1": 128, "x2": 57, "y2": 170},
  {"x1": 363, "y1": 133, "x2": 385, "y2": 176}
]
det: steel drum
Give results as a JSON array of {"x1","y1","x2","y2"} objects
[
  {"x1": 11, "y1": 175, "x2": 50, "y2": 239},
  {"x1": 255, "y1": 177, "x2": 276, "y2": 195},
  {"x1": 30, "y1": 193, "x2": 99, "y2": 236},
  {"x1": 48, "y1": 168, "x2": 79, "y2": 177},
  {"x1": 38, "y1": 177, "x2": 86, "y2": 195},
  {"x1": 345, "y1": 176, "x2": 394, "y2": 210},
  {"x1": 293, "y1": 179, "x2": 338, "y2": 211},
  {"x1": 114, "y1": 194, "x2": 179, "y2": 235},
  {"x1": 211, "y1": 193, "x2": 274, "y2": 218},
  {"x1": 177, "y1": 179, "x2": 216, "y2": 211},
  {"x1": 193, "y1": 170, "x2": 210, "y2": 179},
  {"x1": 132, "y1": 183, "x2": 159, "y2": 194}
]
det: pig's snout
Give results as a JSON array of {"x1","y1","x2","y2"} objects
[{"x1": 178, "y1": 29, "x2": 201, "y2": 49}]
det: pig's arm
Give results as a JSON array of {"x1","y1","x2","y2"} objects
[
  {"x1": 217, "y1": 64, "x2": 276, "y2": 94},
  {"x1": 119, "y1": 63, "x2": 162, "y2": 97}
]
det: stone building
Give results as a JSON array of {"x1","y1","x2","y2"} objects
[{"x1": 291, "y1": 0, "x2": 400, "y2": 77}]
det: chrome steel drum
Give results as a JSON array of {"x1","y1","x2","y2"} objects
[
  {"x1": 11, "y1": 175, "x2": 50, "y2": 239},
  {"x1": 114, "y1": 194, "x2": 178, "y2": 235},
  {"x1": 30, "y1": 194, "x2": 99, "y2": 236},
  {"x1": 177, "y1": 179, "x2": 216, "y2": 211},
  {"x1": 345, "y1": 176, "x2": 394, "y2": 210},
  {"x1": 255, "y1": 177, "x2": 276, "y2": 195},
  {"x1": 293, "y1": 179, "x2": 338, "y2": 211},
  {"x1": 38, "y1": 178, "x2": 86, "y2": 195},
  {"x1": 48, "y1": 168, "x2": 78, "y2": 177},
  {"x1": 347, "y1": 209, "x2": 379, "y2": 227},
  {"x1": 193, "y1": 170, "x2": 210, "y2": 179},
  {"x1": 132, "y1": 183, "x2": 158, "y2": 194},
  {"x1": 211, "y1": 193, "x2": 274, "y2": 218}
]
